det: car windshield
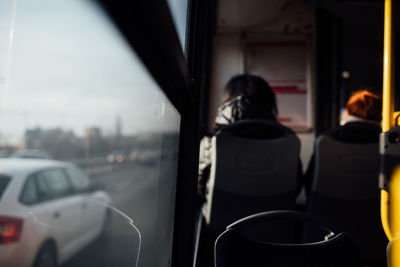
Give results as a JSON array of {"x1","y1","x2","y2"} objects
[{"x1": 0, "y1": 176, "x2": 11, "y2": 201}]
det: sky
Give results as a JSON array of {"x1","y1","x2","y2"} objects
[{"x1": 0, "y1": 0, "x2": 181, "y2": 145}]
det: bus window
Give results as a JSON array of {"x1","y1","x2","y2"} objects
[
  {"x1": 0, "y1": 1, "x2": 182, "y2": 267},
  {"x1": 166, "y1": 0, "x2": 190, "y2": 52}
]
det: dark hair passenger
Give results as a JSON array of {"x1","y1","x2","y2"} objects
[
  {"x1": 198, "y1": 74, "x2": 280, "y2": 202},
  {"x1": 214, "y1": 74, "x2": 278, "y2": 129}
]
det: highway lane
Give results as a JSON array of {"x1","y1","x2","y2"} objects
[{"x1": 62, "y1": 161, "x2": 174, "y2": 267}]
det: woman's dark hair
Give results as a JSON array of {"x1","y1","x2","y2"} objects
[{"x1": 222, "y1": 74, "x2": 278, "y2": 121}]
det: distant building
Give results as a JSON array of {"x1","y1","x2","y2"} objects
[
  {"x1": 23, "y1": 127, "x2": 82, "y2": 159},
  {"x1": 85, "y1": 127, "x2": 101, "y2": 138},
  {"x1": 84, "y1": 127, "x2": 108, "y2": 157},
  {"x1": 24, "y1": 128, "x2": 43, "y2": 149}
]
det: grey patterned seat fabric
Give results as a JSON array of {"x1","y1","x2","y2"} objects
[
  {"x1": 205, "y1": 119, "x2": 301, "y2": 241},
  {"x1": 306, "y1": 122, "x2": 386, "y2": 267}
]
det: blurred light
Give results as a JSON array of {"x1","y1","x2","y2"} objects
[
  {"x1": 107, "y1": 155, "x2": 115, "y2": 163},
  {"x1": 0, "y1": 216, "x2": 23, "y2": 243},
  {"x1": 116, "y1": 155, "x2": 124, "y2": 163},
  {"x1": 342, "y1": 71, "x2": 350, "y2": 79}
]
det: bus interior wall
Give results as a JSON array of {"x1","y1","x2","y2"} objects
[
  {"x1": 210, "y1": 0, "x2": 316, "y2": 167},
  {"x1": 208, "y1": 0, "x2": 390, "y2": 168}
]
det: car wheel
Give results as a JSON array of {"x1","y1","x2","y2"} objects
[
  {"x1": 99, "y1": 210, "x2": 112, "y2": 242},
  {"x1": 33, "y1": 243, "x2": 57, "y2": 267}
]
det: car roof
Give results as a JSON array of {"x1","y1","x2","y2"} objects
[
  {"x1": 11, "y1": 149, "x2": 50, "y2": 159},
  {"x1": 0, "y1": 158, "x2": 76, "y2": 178}
]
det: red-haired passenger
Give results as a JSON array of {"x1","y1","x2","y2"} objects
[
  {"x1": 341, "y1": 90, "x2": 381, "y2": 125},
  {"x1": 305, "y1": 89, "x2": 382, "y2": 193}
]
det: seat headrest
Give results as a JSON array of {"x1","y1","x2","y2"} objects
[
  {"x1": 323, "y1": 122, "x2": 381, "y2": 144},
  {"x1": 217, "y1": 119, "x2": 294, "y2": 140},
  {"x1": 227, "y1": 210, "x2": 337, "y2": 234}
]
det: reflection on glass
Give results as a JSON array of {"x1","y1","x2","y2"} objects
[
  {"x1": 0, "y1": 0, "x2": 180, "y2": 267},
  {"x1": 166, "y1": 0, "x2": 189, "y2": 51},
  {"x1": 387, "y1": 237, "x2": 398, "y2": 266}
]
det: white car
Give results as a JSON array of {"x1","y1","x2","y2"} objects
[
  {"x1": 0, "y1": 158, "x2": 112, "y2": 267},
  {"x1": 11, "y1": 150, "x2": 51, "y2": 160}
]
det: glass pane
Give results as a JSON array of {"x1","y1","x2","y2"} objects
[
  {"x1": 40, "y1": 169, "x2": 71, "y2": 197},
  {"x1": 166, "y1": 0, "x2": 189, "y2": 51},
  {"x1": 0, "y1": 176, "x2": 11, "y2": 200},
  {"x1": 0, "y1": 1, "x2": 181, "y2": 267},
  {"x1": 19, "y1": 177, "x2": 38, "y2": 205},
  {"x1": 388, "y1": 237, "x2": 399, "y2": 266},
  {"x1": 35, "y1": 173, "x2": 52, "y2": 201},
  {"x1": 65, "y1": 168, "x2": 90, "y2": 192}
]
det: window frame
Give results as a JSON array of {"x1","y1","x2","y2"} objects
[
  {"x1": 98, "y1": 0, "x2": 213, "y2": 266},
  {"x1": 63, "y1": 167, "x2": 90, "y2": 194},
  {"x1": 99, "y1": 0, "x2": 192, "y2": 113},
  {"x1": 38, "y1": 168, "x2": 74, "y2": 199},
  {"x1": 19, "y1": 175, "x2": 39, "y2": 205},
  {"x1": 0, "y1": 175, "x2": 11, "y2": 201}
]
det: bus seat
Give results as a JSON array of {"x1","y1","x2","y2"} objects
[
  {"x1": 215, "y1": 210, "x2": 361, "y2": 267},
  {"x1": 204, "y1": 120, "x2": 301, "y2": 241},
  {"x1": 306, "y1": 122, "x2": 386, "y2": 266}
]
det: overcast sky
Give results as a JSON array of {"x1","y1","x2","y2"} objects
[{"x1": 0, "y1": 0, "x2": 180, "y2": 145}]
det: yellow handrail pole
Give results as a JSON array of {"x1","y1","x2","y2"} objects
[
  {"x1": 381, "y1": 0, "x2": 395, "y2": 242},
  {"x1": 382, "y1": 190, "x2": 392, "y2": 240},
  {"x1": 382, "y1": 0, "x2": 395, "y2": 133},
  {"x1": 389, "y1": 167, "x2": 400, "y2": 266}
]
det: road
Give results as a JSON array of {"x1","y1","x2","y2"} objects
[{"x1": 62, "y1": 161, "x2": 174, "y2": 267}]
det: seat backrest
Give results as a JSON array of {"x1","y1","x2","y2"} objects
[
  {"x1": 307, "y1": 122, "x2": 386, "y2": 266},
  {"x1": 312, "y1": 134, "x2": 379, "y2": 199},
  {"x1": 215, "y1": 210, "x2": 361, "y2": 267},
  {"x1": 204, "y1": 120, "x2": 300, "y2": 239}
]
